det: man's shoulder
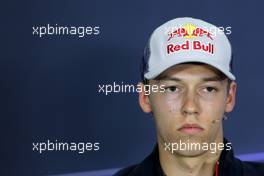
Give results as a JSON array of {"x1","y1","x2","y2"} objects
[
  {"x1": 241, "y1": 161, "x2": 264, "y2": 176},
  {"x1": 113, "y1": 145, "x2": 162, "y2": 176},
  {"x1": 113, "y1": 165, "x2": 138, "y2": 176},
  {"x1": 114, "y1": 161, "x2": 264, "y2": 176}
]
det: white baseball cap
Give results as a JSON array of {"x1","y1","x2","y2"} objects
[{"x1": 141, "y1": 17, "x2": 235, "y2": 80}]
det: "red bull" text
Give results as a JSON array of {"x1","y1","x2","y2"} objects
[{"x1": 167, "y1": 41, "x2": 214, "y2": 54}]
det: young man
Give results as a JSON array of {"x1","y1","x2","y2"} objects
[{"x1": 114, "y1": 17, "x2": 264, "y2": 176}]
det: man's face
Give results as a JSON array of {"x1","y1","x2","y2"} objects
[{"x1": 140, "y1": 63, "x2": 236, "y2": 157}]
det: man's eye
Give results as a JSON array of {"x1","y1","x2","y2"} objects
[
  {"x1": 165, "y1": 86, "x2": 179, "y2": 92},
  {"x1": 203, "y1": 87, "x2": 217, "y2": 93}
]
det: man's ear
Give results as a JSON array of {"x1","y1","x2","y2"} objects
[
  {"x1": 138, "y1": 82, "x2": 152, "y2": 113},
  {"x1": 225, "y1": 81, "x2": 237, "y2": 113}
]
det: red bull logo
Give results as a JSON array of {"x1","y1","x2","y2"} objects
[
  {"x1": 167, "y1": 24, "x2": 213, "y2": 41},
  {"x1": 166, "y1": 24, "x2": 214, "y2": 55}
]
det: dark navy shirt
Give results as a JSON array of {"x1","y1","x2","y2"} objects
[{"x1": 114, "y1": 139, "x2": 264, "y2": 176}]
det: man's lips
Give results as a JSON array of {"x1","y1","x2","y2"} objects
[{"x1": 178, "y1": 124, "x2": 204, "y2": 134}]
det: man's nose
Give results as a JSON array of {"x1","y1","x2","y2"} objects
[{"x1": 181, "y1": 92, "x2": 200, "y2": 116}]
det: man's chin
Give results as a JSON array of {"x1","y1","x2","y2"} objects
[
  {"x1": 172, "y1": 148, "x2": 208, "y2": 157},
  {"x1": 165, "y1": 136, "x2": 212, "y2": 157},
  {"x1": 173, "y1": 135, "x2": 206, "y2": 144}
]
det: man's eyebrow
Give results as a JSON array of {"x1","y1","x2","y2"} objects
[
  {"x1": 155, "y1": 76, "x2": 225, "y2": 82},
  {"x1": 202, "y1": 76, "x2": 225, "y2": 82},
  {"x1": 155, "y1": 76, "x2": 182, "y2": 82}
]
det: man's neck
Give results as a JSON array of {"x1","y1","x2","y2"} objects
[{"x1": 158, "y1": 136, "x2": 223, "y2": 176}]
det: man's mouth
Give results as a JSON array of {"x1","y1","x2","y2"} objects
[{"x1": 178, "y1": 124, "x2": 204, "y2": 134}]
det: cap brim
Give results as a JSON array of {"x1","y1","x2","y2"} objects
[{"x1": 144, "y1": 57, "x2": 236, "y2": 80}]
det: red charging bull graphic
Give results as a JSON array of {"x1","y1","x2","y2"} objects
[{"x1": 167, "y1": 24, "x2": 213, "y2": 41}]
